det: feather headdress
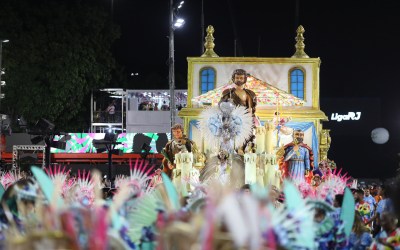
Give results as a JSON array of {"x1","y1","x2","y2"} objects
[
  {"x1": 1, "y1": 169, "x2": 21, "y2": 189},
  {"x1": 115, "y1": 159, "x2": 156, "y2": 198},
  {"x1": 45, "y1": 165, "x2": 74, "y2": 198},
  {"x1": 317, "y1": 168, "x2": 350, "y2": 199},
  {"x1": 67, "y1": 169, "x2": 95, "y2": 207},
  {"x1": 271, "y1": 181, "x2": 316, "y2": 249},
  {"x1": 129, "y1": 159, "x2": 156, "y2": 195}
]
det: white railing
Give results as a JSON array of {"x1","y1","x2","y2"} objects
[{"x1": 126, "y1": 111, "x2": 182, "y2": 133}]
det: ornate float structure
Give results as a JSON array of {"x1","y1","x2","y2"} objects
[{"x1": 178, "y1": 25, "x2": 331, "y2": 167}]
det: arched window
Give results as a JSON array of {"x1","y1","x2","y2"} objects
[
  {"x1": 200, "y1": 67, "x2": 216, "y2": 94},
  {"x1": 289, "y1": 68, "x2": 305, "y2": 99}
]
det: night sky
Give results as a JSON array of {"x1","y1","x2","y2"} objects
[{"x1": 112, "y1": 0, "x2": 400, "y2": 178}]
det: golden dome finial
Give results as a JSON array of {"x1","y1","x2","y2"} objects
[
  {"x1": 201, "y1": 25, "x2": 219, "y2": 57},
  {"x1": 292, "y1": 25, "x2": 309, "y2": 58}
]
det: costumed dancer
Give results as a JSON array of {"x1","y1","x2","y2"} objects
[
  {"x1": 278, "y1": 129, "x2": 314, "y2": 181},
  {"x1": 216, "y1": 150, "x2": 231, "y2": 184},
  {"x1": 311, "y1": 169, "x2": 323, "y2": 188},
  {"x1": 200, "y1": 150, "x2": 232, "y2": 185}
]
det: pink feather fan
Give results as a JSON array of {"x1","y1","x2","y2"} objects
[{"x1": 45, "y1": 164, "x2": 74, "y2": 198}]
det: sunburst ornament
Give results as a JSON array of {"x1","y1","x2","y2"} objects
[{"x1": 199, "y1": 100, "x2": 253, "y2": 152}]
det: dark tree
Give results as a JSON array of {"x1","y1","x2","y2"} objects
[{"x1": 0, "y1": 0, "x2": 120, "y2": 131}]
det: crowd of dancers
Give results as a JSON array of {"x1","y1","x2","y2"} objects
[{"x1": 0, "y1": 161, "x2": 397, "y2": 249}]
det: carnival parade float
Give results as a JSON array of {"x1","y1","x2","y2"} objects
[
  {"x1": 175, "y1": 25, "x2": 332, "y2": 189},
  {"x1": 0, "y1": 26, "x2": 361, "y2": 250}
]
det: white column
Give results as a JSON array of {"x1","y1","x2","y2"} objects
[
  {"x1": 264, "y1": 122, "x2": 275, "y2": 154},
  {"x1": 244, "y1": 153, "x2": 257, "y2": 184},
  {"x1": 255, "y1": 126, "x2": 265, "y2": 154}
]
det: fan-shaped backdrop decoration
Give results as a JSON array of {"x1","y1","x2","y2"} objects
[
  {"x1": 199, "y1": 105, "x2": 253, "y2": 151},
  {"x1": 192, "y1": 74, "x2": 305, "y2": 107}
]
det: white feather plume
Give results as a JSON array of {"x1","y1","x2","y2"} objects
[
  {"x1": 230, "y1": 105, "x2": 253, "y2": 148},
  {"x1": 199, "y1": 105, "x2": 253, "y2": 151},
  {"x1": 199, "y1": 106, "x2": 222, "y2": 149}
]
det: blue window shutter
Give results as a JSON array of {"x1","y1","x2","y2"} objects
[
  {"x1": 290, "y1": 68, "x2": 305, "y2": 99},
  {"x1": 200, "y1": 68, "x2": 216, "y2": 94}
]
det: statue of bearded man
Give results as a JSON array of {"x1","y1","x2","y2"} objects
[
  {"x1": 220, "y1": 69, "x2": 257, "y2": 119},
  {"x1": 280, "y1": 130, "x2": 314, "y2": 181},
  {"x1": 219, "y1": 69, "x2": 259, "y2": 153}
]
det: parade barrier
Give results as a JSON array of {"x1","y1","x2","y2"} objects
[{"x1": 1, "y1": 152, "x2": 163, "y2": 165}]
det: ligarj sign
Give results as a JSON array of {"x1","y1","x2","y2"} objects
[{"x1": 331, "y1": 112, "x2": 361, "y2": 122}]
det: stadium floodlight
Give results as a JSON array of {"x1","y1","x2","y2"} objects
[{"x1": 174, "y1": 18, "x2": 185, "y2": 28}]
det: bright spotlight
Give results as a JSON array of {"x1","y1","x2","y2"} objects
[{"x1": 174, "y1": 18, "x2": 185, "y2": 28}]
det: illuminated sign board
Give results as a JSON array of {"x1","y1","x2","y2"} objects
[{"x1": 331, "y1": 112, "x2": 361, "y2": 122}]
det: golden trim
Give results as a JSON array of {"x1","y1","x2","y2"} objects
[
  {"x1": 201, "y1": 25, "x2": 219, "y2": 57},
  {"x1": 187, "y1": 57, "x2": 321, "y2": 63},
  {"x1": 187, "y1": 59, "x2": 194, "y2": 108},
  {"x1": 288, "y1": 66, "x2": 307, "y2": 102},
  {"x1": 178, "y1": 107, "x2": 328, "y2": 121},
  {"x1": 312, "y1": 59, "x2": 321, "y2": 109},
  {"x1": 198, "y1": 66, "x2": 217, "y2": 95},
  {"x1": 319, "y1": 128, "x2": 331, "y2": 161},
  {"x1": 292, "y1": 25, "x2": 309, "y2": 58},
  {"x1": 184, "y1": 117, "x2": 189, "y2": 137}
]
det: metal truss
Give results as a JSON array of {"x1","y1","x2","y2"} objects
[{"x1": 12, "y1": 145, "x2": 46, "y2": 170}]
